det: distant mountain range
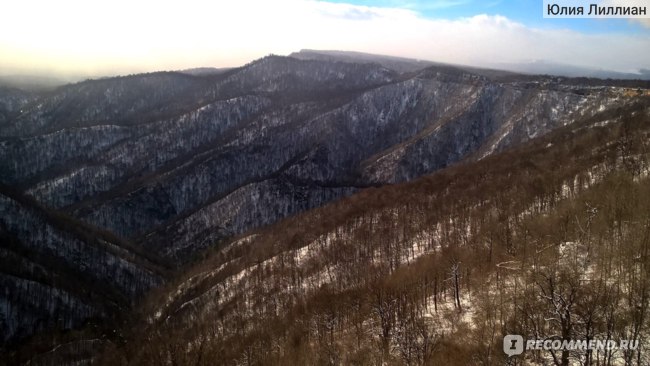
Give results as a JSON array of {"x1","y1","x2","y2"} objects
[
  {"x1": 1, "y1": 49, "x2": 649, "y2": 364},
  {"x1": 2, "y1": 50, "x2": 648, "y2": 93},
  {"x1": 0, "y1": 75, "x2": 74, "y2": 92},
  {"x1": 488, "y1": 59, "x2": 650, "y2": 80}
]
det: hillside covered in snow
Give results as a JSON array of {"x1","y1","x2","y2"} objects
[{"x1": 1, "y1": 50, "x2": 649, "y2": 364}]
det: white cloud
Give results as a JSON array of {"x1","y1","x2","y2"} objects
[
  {"x1": 0, "y1": 0, "x2": 648, "y2": 76},
  {"x1": 634, "y1": 19, "x2": 650, "y2": 27},
  {"x1": 600, "y1": 0, "x2": 650, "y2": 28}
]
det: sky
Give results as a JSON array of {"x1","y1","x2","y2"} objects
[{"x1": 1, "y1": 0, "x2": 649, "y2": 78}]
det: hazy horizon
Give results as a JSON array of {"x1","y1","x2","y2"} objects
[{"x1": 2, "y1": 0, "x2": 649, "y2": 80}]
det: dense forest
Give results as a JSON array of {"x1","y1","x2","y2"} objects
[
  {"x1": 2, "y1": 52, "x2": 650, "y2": 365},
  {"x1": 84, "y1": 98, "x2": 650, "y2": 365}
]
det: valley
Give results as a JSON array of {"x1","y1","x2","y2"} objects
[{"x1": 1, "y1": 50, "x2": 649, "y2": 365}]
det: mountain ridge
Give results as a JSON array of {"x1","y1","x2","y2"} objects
[
  {"x1": 95, "y1": 94, "x2": 650, "y2": 366},
  {"x1": 1, "y1": 52, "x2": 650, "y2": 363}
]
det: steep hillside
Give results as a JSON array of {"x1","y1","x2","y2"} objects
[
  {"x1": 0, "y1": 184, "x2": 167, "y2": 355},
  {"x1": 0, "y1": 86, "x2": 34, "y2": 126},
  {"x1": 96, "y1": 97, "x2": 650, "y2": 365},
  {"x1": 1, "y1": 55, "x2": 643, "y2": 264},
  {"x1": 2, "y1": 53, "x2": 650, "y2": 363}
]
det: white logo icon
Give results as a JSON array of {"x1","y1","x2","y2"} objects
[{"x1": 504, "y1": 335, "x2": 524, "y2": 357}]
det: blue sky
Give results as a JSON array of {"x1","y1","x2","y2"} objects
[
  {"x1": 0, "y1": 0, "x2": 648, "y2": 77},
  {"x1": 324, "y1": 0, "x2": 649, "y2": 34}
]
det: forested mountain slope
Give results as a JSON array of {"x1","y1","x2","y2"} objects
[
  {"x1": 97, "y1": 97, "x2": 650, "y2": 365},
  {"x1": 1, "y1": 55, "x2": 645, "y2": 263},
  {"x1": 0, "y1": 184, "x2": 166, "y2": 353},
  {"x1": 1, "y1": 52, "x2": 649, "y2": 364}
]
